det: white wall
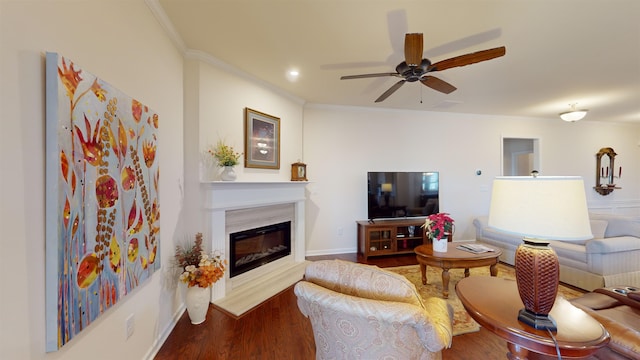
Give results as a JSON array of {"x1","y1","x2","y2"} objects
[
  {"x1": 194, "y1": 54, "x2": 305, "y2": 182},
  {"x1": 303, "y1": 105, "x2": 640, "y2": 255},
  {"x1": 181, "y1": 54, "x2": 306, "y2": 238},
  {"x1": 1, "y1": 1, "x2": 184, "y2": 359}
]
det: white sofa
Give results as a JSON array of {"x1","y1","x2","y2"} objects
[{"x1": 473, "y1": 213, "x2": 640, "y2": 291}]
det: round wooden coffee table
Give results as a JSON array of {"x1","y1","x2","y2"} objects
[{"x1": 414, "y1": 243, "x2": 502, "y2": 298}]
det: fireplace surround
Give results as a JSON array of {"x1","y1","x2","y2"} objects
[{"x1": 201, "y1": 181, "x2": 309, "y2": 316}]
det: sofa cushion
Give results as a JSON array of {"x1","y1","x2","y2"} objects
[
  {"x1": 590, "y1": 213, "x2": 640, "y2": 238},
  {"x1": 550, "y1": 240, "x2": 587, "y2": 263},
  {"x1": 479, "y1": 227, "x2": 526, "y2": 247},
  {"x1": 303, "y1": 259, "x2": 425, "y2": 308},
  {"x1": 590, "y1": 220, "x2": 608, "y2": 239},
  {"x1": 586, "y1": 236, "x2": 640, "y2": 254},
  {"x1": 572, "y1": 292, "x2": 622, "y2": 310},
  {"x1": 571, "y1": 292, "x2": 640, "y2": 359},
  {"x1": 591, "y1": 306, "x2": 640, "y2": 359}
]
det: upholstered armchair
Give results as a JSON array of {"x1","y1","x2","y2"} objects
[{"x1": 294, "y1": 259, "x2": 453, "y2": 360}]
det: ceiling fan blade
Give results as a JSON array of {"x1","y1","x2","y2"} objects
[
  {"x1": 341, "y1": 73, "x2": 397, "y2": 80},
  {"x1": 420, "y1": 76, "x2": 457, "y2": 94},
  {"x1": 404, "y1": 33, "x2": 423, "y2": 67},
  {"x1": 428, "y1": 46, "x2": 506, "y2": 72},
  {"x1": 375, "y1": 80, "x2": 406, "y2": 103}
]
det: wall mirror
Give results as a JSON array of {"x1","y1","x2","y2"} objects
[
  {"x1": 502, "y1": 138, "x2": 540, "y2": 176},
  {"x1": 594, "y1": 147, "x2": 621, "y2": 196}
]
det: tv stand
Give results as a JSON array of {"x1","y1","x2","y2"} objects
[{"x1": 357, "y1": 218, "x2": 426, "y2": 260}]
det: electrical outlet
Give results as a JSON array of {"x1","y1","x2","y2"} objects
[
  {"x1": 125, "y1": 314, "x2": 135, "y2": 340},
  {"x1": 337, "y1": 227, "x2": 343, "y2": 236}
]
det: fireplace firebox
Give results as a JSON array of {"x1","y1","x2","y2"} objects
[{"x1": 229, "y1": 221, "x2": 292, "y2": 278}]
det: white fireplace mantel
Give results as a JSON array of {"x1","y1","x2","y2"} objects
[
  {"x1": 201, "y1": 181, "x2": 309, "y2": 315},
  {"x1": 202, "y1": 181, "x2": 308, "y2": 210}
]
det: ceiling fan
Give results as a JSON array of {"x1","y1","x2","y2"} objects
[{"x1": 340, "y1": 33, "x2": 506, "y2": 103}]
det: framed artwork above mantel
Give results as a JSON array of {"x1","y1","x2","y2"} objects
[{"x1": 244, "y1": 107, "x2": 280, "y2": 169}]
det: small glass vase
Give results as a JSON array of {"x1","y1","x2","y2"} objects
[{"x1": 220, "y1": 166, "x2": 237, "y2": 181}]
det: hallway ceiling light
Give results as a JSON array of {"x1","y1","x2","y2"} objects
[{"x1": 559, "y1": 103, "x2": 588, "y2": 122}]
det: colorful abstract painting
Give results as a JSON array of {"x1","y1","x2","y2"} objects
[{"x1": 45, "y1": 53, "x2": 160, "y2": 351}]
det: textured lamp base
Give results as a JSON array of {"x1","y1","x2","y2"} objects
[
  {"x1": 515, "y1": 237, "x2": 560, "y2": 332},
  {"x1": 518, "y1": 308, "x2": 557, "y2": 331}
]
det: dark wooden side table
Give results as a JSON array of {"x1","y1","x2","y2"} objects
[
  {"x1": 456, "y1": 276, "x2": 610, "y2": 359},
  {"x1": 414, "y1": 243, "x2": 501, "y2": 298}
]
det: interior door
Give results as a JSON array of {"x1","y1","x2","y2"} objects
[{"x1": 503, "y1": 138, "x2": 539, "y2": 176}]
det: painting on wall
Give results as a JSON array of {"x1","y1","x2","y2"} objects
[
  {"x1": 244, "y1": 107, "x2": 280, "y2": 169},
  {"x1": 45, "y1": 52, "x2": 161, "y2": 351}
]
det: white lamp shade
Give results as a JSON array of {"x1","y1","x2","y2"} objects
[
  {"x1": 488, "y1": 176, "x2": 592, "y2": 241},
  {"x1": 381, "y1": 183, "x2": 393, "y2": 192}
]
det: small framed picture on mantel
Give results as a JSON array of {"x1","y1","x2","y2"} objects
[
  {"x1": 244, "y1": 107, "x2": 280, "y2": 169},
  {"x1": 291, "y1": 162, "x2": 307, "y2": 181}
]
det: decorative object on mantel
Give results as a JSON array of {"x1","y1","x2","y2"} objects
[
  {"x1": 291, "y1": 161, "x2": 307, "y2": 181},
  {"x1": 175, "y1": 233, "x2": 226, "y2": 324},
  {"x1": 423, "y1": 213, "x2": 455, "y2": 252},
  {"x1": 244, "y1": 107, "x2": 280, "y2": 169},
  {"x1": 220, "y1": 166, "x2": 237, "y2": 181},
  {"x1": 594, "y1": 147, "x2": 621, "y2": 196},
  {"x1": 208, "y1": 139, "x2": 242, "y2": 181},
  {"x1": 488, "y1": 176, "x2": 592, "y2": 331}
]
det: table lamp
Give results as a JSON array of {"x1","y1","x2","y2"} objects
[{"x1": 488, "y1": 176, "x2": 592, "y2": 331}]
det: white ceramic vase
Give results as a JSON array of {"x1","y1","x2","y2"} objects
[
  {"x1": 185, "y1": 285, "x2": 210, "y2": 325},
  {"x1": 220, "y1": 166, "x2": 237, "y2": 181},
  {"x1": 432, "y1": 237, "x2": 448, "y2": 252}
]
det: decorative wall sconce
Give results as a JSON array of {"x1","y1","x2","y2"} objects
[{"x1": 594, "y1": 147, "x2": 621, "y2": 196}]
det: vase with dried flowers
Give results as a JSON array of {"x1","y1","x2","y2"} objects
[
  {"x1": 207, "y1": 140, "x2": 242, "y2": 181},
  {"x1": 423, "y1": 213, "x2": 455, "y2": 252},
  {"x1": 175, "y1": 233, "x2": 226, "y2": 324}
]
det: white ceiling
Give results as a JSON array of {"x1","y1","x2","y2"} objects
[{"x1": 152, "y1": 0, "x2": 640, "y2": 123}]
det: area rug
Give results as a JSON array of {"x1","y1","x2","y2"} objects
[{"x1": 386, "y1": 263, "x2": 585, "y2": 336}]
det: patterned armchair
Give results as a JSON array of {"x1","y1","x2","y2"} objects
[{"x1": 294, "y1": 260, "x2": 453, "y2": 360}]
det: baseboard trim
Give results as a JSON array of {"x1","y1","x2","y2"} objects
[
  {"x1": 305, "y1": 247, "x2": 356, "y2": 257},
  {"x1": 143, "y1": 305, "x2": 186, "y2": 360}
]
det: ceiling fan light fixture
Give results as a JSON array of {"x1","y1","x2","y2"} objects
[{"x1": 559, "y1": 104, "x2": 588, "y2": 122}]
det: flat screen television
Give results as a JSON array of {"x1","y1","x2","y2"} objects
[{"x1": 367, "y1": 171, "x2": 439, "y2": 220}]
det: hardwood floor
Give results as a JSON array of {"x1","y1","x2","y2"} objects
[{"x1": 154, "y1": 253, "x2": 584, "y2": 360}]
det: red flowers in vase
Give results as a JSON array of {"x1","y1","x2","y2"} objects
[{"x1": 423, "y1": 213, "x2": 455, "y2": 240}]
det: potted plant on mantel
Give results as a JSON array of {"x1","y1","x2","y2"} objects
[
  {"x1": 207, "y1": 139, "x2": 242, "y2": 181},
  {"x1": 174, "y1": 233, "x2": 226, "y2": 324},
  {"x1": 423, "y1": 213, "x2": 455, "y2": 252}
]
